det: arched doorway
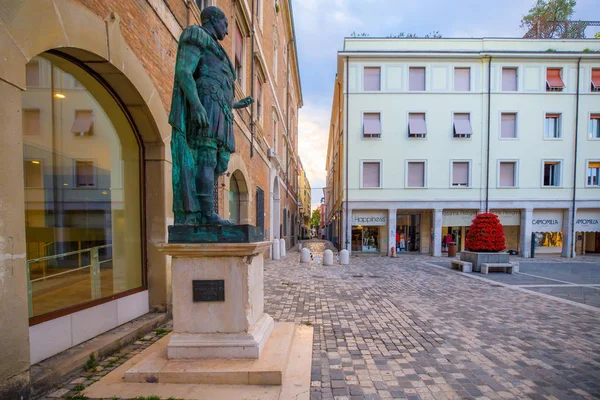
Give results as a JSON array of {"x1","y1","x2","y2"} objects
[
  {"x1": 228, "y1": 174, "x2": 241, "y2": 224},
  {"x1": 226, "y1": 169, "x2": 250, "y2": 225}
]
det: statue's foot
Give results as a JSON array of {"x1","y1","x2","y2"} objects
[{"x1": 204, "y1": 212, "x2": 235, "y2": 226}]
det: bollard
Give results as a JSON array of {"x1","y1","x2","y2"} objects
[
  {"x1": 323, "y1": 249, "x2": 334, "y2": 266},
  {"x1": 298, "y1": 242, "x2": 302, "y2": 251},
  {"x1": 339, "y1": 249, "x2": 349, "y2": 265},
  {"x1": 300, "y1": 248, "x2": 311, "y2": 263},
  {"x1": 272, "y1": 239, "x2": 280, "y2": 260},
  {"x1": 280, "y1": 238, "x2": 286, "y2": 258}
]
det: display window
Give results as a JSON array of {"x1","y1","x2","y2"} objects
[{"x1": 23, "y1": 54, "x2": 143, "y2": 321}]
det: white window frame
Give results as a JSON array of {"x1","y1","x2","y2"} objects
[
  {"x1": 406, "y1": 111, "x2": 427, "y2": 139},
  {"x1": 543, "y1": 112, "x2": 562, "y2": 140},
  {"x1": 449, "y1": 159, "x2": 472, "y2": 188},
  {"x1": 589, "y1": 112, "x2": 600, "y2": 140},
  {"x1": 361, "y1": 111, "x2": 382, "y2": 139},
  {"x1": 585, "y1": 159, "x2": 600, "y2": 187},
  {"x1": 501, "y1": 66, "x2": 519, "y2": 92},
  {"x1": 405, "y1": 160, "x2": 427, "y2": 188},
  {"x1": 453, "y1": 66, "x2": 471, "y2": 92},
  {"x1": 408, "y1": 66, "x2": 427, "y2": 92},
  {"x1": 498, "y1": 111, "x2": 519, "y2": 140},
  {"x1": 194, "y1": 0, "x2": 212, "y2": 11},
  {"x1": 592, "y1": 68, "x2": 600, "y2": 92},
  {"x1": 451, "y1": 111, "x2": 473, "y2": 139},
  {"x1": 496, "y1": 159, "x2": 519, "y2": 188},
  {"x1": 360, "y1": 159, "x2": 383, "y2": 189},
  {"x1": 541, "y1": 159, "x2": 563, "y2": 188},
  {"x1": 362, "y1": 65, "x2": 382, "y2": 92},
  {"x1": 74, "y1": 159, "x2": 97, "y2": 188}
]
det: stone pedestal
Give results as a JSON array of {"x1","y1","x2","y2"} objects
[
  {"x1": 158, "y1": 242, "x2": 274, "y2": 360},
  {"x1": 460, "y1": 251, "x2": 510, "y2": 273}
]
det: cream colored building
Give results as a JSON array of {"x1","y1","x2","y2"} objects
[
  {"x1": 326, "y1": 37, "x2": 600, "y2": 258},
  {"x1": 298, "y1": 160, "x2": 311, "y2": 239}
]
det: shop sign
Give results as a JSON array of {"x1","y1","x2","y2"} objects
[
  {"x1": 532, "y1": 210, "x2": 563, "y2": 233},
  {"x1": 442, "y1": 210, "x2": 477, "y2": 227},
  {"x1": 491, "y1": 210, "x2": 521, "y2": 226},
  {"x1": 575, "y1": 210, "x2": 600, "y2": 232},
  {"x1": 352, "y1": 211, "x2": 387, "y2": 226}
]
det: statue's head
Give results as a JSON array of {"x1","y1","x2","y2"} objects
[{"x1": 201, "y1": 6, "x2": 228, "y2": 40}]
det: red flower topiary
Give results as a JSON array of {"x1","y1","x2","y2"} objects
[{"x1": 465, "y1": 213, "x2": 506, "y2": 252}]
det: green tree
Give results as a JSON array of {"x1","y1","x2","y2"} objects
[
  {"x1": 595, "y1": 32, "x2": 600, "y2": 39},
  {"x1": 310, "y1": 209, "x2": 320, "y2": 229},
  {"x1": 521, "y1": 0, "x2": 583, "y2": 38}
]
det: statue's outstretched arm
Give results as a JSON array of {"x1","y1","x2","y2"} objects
[{"x1": 233, "y1": 96, "x2": 254, "y2": 109}]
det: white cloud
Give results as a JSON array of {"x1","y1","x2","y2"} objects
[{"x1": 298, "y1": 102, "x2": 331, "y2": 211}]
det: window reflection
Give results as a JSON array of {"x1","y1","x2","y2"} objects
[{"x1": 23, "y1": 54, "x2": 142, "y2": 318}]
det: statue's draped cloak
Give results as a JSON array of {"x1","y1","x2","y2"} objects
[{"x1": 169, "y1": 25, "x2": 237, "y2": 220}]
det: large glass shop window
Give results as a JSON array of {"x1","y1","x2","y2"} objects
[{"x1": 22, "y1": 54, "x2": 143, "y2": 319}]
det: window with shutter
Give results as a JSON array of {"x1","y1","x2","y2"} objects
[
  {"x1": 409, "y1": 67, "x2": 425, "y2": 91},
  {"x1": 499, "y1": 162, "x2": 516, "y2": 187},
  {"x1": 235, "y1": 24, "x2": 244, "y2": 86},
  {"x1": 407, "y1": 162, "x2": 425, "y2": 187},
  {"x1": 592, "y1": 69, "x2": 600, "y2": 92},
  {"x1": 500, "y1": 113, "x2": 517, "y2": 138},
  {"x1": 71, "y1": 110, "x2": 94, "y2": 136},
  {"x1": 546, "y1": 68, "x2": 565, "y2": 91},
  {"x1": 408, "y1": 113, "x2": 426, "y2": 138},
  {"x1": 502, "y1": 67, "x2": 517, "y2": 91},
  {"x1": 453, "y1": 113, "x2": 472, "y2": 138},
  {"x1": 452, "y1": 162, "x2": 469, "y2": 187},
  {"x1": 75, "y1": 160, "x2": 95, "y2": 187},
  {"x1": 23, "y1": 109, "x2": 41, "y2": 136},
  {"x1": 362, "y1": 162, "x2": 381, "y2": 188},
  {"x1": 454, "y1": 68, "x2": 470, "y2": 91},
  {"x1": 364, "y1": 67, "x2": 381, "y2": 91},
  {"x1": 363, "y1": 113, "x2": 381, "y2": 138},
  {"x1": 26, "y1": 61, "x2": 40, "y2": 87},
  {"x1": 590, "y1": 114, "x2": 600, "y2": 139}
]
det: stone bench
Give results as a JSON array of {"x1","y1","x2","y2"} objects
[
  {"x1": 480, "y1": 263, "x2": 519, "y2": 275},
  {"x1": 451, "y1": 259, "x2": 472, "y2": 273}
]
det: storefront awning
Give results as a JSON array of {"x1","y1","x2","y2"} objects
[{"x1": 575, "y1": 210, "x2": 600, "y2": 232}]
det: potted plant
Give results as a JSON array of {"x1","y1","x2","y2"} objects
[{"x1": 460, "y1": 213, "x2": 508, "y2": 272}]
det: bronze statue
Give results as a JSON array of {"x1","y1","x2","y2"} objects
[{"x1": 169, "y1": 6, "x2": 253, "y2": 226}]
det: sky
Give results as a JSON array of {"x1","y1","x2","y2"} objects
[{"x1": 290, "y1": 0, "x2": 600, "y2": 212}]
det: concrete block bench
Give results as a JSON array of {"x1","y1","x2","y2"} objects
[
  {"x1": 480, "y1": 263, "x2": 519, "y2": 275},
  {"x1": 451, "y1": 259, "x2": 472, "y2": 273}
]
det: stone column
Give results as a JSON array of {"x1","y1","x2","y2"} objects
[
  {"x1": 519, "y1": 209, "x2": 533, "y2": 258},
  {"x1": 562, "y1": 208, "x2": 574, "y2": 258},
  {"x1": 432, "y1": 209, "x2": 443, "y2": 257},
  {"x1": 388, "y1": 209, "x2": 397, "y2": 256},
  {"x1": 0, "y1": 80, "x2": 31, "y2": 399}
]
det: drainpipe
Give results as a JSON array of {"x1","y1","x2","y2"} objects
[
  {"x1": 485, "y1": 56, "x2": 492, "y2": 213},
  {"x1": 249, "y1": 0, "x2": 256, "y2": 158},
  {"x1": 570, "y1": 58, "x2": 582, "y2": 258},
  {"x1": 344, "y1": 56, "x2": 350, "y2": 250}
]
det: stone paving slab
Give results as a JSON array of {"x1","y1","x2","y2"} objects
[
  {"x1": 526, "y1": 286, "x2": 600, "y2": 308},
  {"x1": 266, "y1": 241, "x2": 600, "y2": 400}
]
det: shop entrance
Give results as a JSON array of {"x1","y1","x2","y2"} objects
[
  {"x1": 576, "y1": 232, "x2": 600, "y2": 254},
  {"x1": 351, "y1": 226, "x2": 380, "y2": 252},
  {"x1": 442, "y1": 226, "x2": 468, "y2": 252},
  {"x1": 396, "y1": 214, "x2": 421, "y2": 252}
]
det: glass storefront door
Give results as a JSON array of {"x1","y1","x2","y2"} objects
[{"x1": 396, "y1": 214, "x2": 421, "y2": 252}]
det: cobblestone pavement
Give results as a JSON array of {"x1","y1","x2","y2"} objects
[
  {"x1": 39, "y1": 240, "x2": 600, "y2": 400},
  {"x1": 265, "y1": 241, "x2": 600, "y2": 400}
]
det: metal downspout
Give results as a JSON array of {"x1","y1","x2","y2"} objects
[
  {"x1": 250, "y1": 0, "x2": 256, "y2": 158},
  {"x1": 485, "y1": 56, "x2": 492, "y2": 213},
  {"x1": 570, "y1": 58, "x2": 582, "y2": 258},
  {"x1": 344, "y1": 56, "x2": 350, "y2": 250}
]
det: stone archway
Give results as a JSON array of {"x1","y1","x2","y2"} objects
[
  {"x1": 224, "y1": 169, "x2": 251, "y2": 225},
  {"x1": 270, "y1": 173, "x2": 281, "y2": 241}
]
